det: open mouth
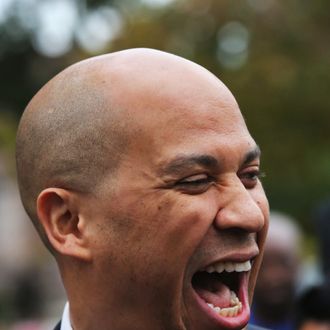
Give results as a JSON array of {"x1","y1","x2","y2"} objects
[{"x1": 191, "y1": 260, "x2": 251, "y2": 318}]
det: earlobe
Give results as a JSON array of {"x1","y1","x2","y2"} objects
[{"x1": 37, "y1": 188, "x2": 92, "y2": 261}]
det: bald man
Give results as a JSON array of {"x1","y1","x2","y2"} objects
[{"x1": 16, "y1": 48, "x2": 269, "y2": 330}]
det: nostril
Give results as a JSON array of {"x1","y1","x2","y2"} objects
[{"x1": 213, "y1": 182, "x2": 267, "y2": 232}]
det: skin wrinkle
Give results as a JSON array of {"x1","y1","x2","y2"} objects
[
  {"x1": 160, "y1": 155, "x2": 221, "y2": 177},
  {"x1": 160, "y1": 146, "x2": 260, "y2": 180}
]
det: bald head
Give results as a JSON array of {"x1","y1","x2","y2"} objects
[
  {"x1": 16, "y1": 54, "x2": 123, "y2": 248},
  {"x1": 16, "y1": 48, "x2": 240, "y2": 250},
  {"x1": 16, "y1": 49, "x2": 269, "y2": 330}
]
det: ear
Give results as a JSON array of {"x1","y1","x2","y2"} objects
[{"x1": 37, "y1": 188, "x2": 92, "y2": 261}]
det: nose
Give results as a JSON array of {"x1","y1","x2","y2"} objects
[{"x1": 214, "y1": 181, "x2": 265, "y2": 233}]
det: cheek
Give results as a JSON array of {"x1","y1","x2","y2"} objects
[
  {"x1": 251, "y1": 185, "x2": 269, "y2": 238},
  {"x1": 92, "y1": 188, "x2": 219, "y2": 287},
  {"x1": 253, "y1": 184, "x2": 269, "y2": 214},
  {"x1": 119, "y1": 191, "x2": 217, "y2": 266},
  {"x1": 151, "y1": 194, "x2": 217, "y2": 256}
]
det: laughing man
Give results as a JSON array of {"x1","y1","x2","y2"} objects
[{"x1": 16, "y1": 48, "x2": 269, "y2": 330}]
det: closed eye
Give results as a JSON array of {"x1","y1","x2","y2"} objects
[
  {"x1": 176, "y1": 173, "x2": 214, "y2": 194},
  {"x1": 239, "y1": 169, "x2": 265, "y2": 189}
]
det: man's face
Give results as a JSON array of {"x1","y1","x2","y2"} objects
[{"x1": 83, "y1": 63, "x2": 269, "y2": 330}]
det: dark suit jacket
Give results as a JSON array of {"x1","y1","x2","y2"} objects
[
  {"x1": 248, "y1": 325, "x2": 270, "y2": 330},
  {"x1": 53, "y1": 320, "x2": 269, "y2": 330},
  {"x1": 54, "y1": 321, "x2": 61, "y2": 330}
]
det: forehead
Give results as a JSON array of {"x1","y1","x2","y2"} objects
[
  {"x1": 122, "y1": 98, "x2": 255, "y2": 172},
  {"x1": 105, "y1": 55, "x2": 255, "y2": 166},
  {"x1": 105, "y1": 50, "x2": 240, "y2": 123}
]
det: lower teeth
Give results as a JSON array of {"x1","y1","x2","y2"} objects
[{"x1": 206, "y1": 291, "x2": 242, "y2": 317}]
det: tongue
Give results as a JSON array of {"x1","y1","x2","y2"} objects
[{"x1": 196, "y1": 282, "x2": 232, "y2": 308}]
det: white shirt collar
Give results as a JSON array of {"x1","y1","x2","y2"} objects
[{"x1": 61, "y1": 302, "x2": 73, "y2": 330}]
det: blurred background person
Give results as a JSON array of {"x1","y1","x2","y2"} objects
[
  {"x1": 313, "y1": 198, "x2": 330, "y2": 281},
  {"x1": 292, "y1": 199, "x2": 330, "y2": 330},
  {"x1": 295, "y1": 282, "x2": 330, "y2": 330},
  {"x1": 250, "y1": 211, "x2": 303, "y2": 330}
]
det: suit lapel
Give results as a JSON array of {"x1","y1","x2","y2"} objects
[{"x1": 53, "y1": 320, "x2": 61, "y2": 330}]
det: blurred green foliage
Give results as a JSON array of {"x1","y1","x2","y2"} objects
[{"x1": 0, "y1": 0, "x2": 329, "y2": 232}]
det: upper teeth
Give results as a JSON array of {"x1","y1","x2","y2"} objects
[{"x1": 204, "y1": 260, "x2": 251, "y2": 273}]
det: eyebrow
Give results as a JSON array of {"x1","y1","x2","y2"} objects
[
  {"x1": 160, "y1": 145, "x2": 261, "y2": 176},
  {"x1": 160, "y1": 155, "x2": 220, "y2": 176},
  {"x1": 242, "y1": 145, "x2": 261, "y2": 165}
]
